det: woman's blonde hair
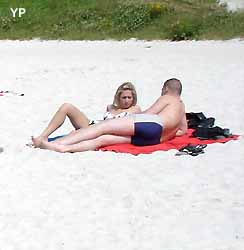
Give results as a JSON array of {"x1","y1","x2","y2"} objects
[{"x1": 112, "y1": 82, "x2": 138, "y2": 108}]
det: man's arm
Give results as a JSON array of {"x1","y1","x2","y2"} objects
[
  {"x1": 127, "y1": 105, "x2": 142, "y2": 114},
  {"x1": 141, "y1": 96, "x2": 169, "y2": 114}
]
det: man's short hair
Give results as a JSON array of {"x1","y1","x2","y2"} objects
[{"x1": 164, "y1": 78, "x2": 182, "y2": 95}]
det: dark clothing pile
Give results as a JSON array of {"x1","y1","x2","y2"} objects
[
  {"x1": 175, "y1": 112, "x2": 233, "y2": 156},
  {"x1": 186, "y1": 112, "x2": 232, "y2": 140}
]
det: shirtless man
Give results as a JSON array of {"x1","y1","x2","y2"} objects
[{"x1": 32, "y1": 78, "x2": 187, "y2": 153}]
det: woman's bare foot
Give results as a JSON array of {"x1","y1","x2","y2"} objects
[{"x1": 31, "y1": 136, "x2": 48, "y2": 148}]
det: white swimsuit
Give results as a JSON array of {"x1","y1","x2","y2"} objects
[
  {"x1": 89, "y1": 111, "x2": 130, "y2": 125},
  {"x1": 103, "y1": 111, "x2": 129, "y2": 120}
]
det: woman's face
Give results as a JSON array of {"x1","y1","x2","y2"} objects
[{"x1": 119, "y1": 90, "x2": 134, "y2": 109}]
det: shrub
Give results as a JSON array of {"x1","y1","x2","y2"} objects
[
  {"x1": 169, "y1": 19, "x2": 201, "y2": 41},
  {"x1": 148, "y1": 2, "x2": 166, "y2": 18},
  {"x1": 68, "y1": 9, "x2": 109, "y2": 31},
  {"x1": 112, "y1": 3, "x2": 151, "y2": 32},
  {"x1": 74, "y1": 10, "x2": 98, "y2": 23},
  {"x1": 52, "y1": 21, "x2": 67, "y2": 35},
  {"x1": 0, "y1": 17, "x2": 12, "y2": 30}
]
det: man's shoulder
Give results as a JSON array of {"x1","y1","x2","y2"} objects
[
  {"x1": 160, "y1": 94, "x2": 179, "y2": 101},
  {"x1": 161, "y1": 95, "x2": 184, "y2": 108}
]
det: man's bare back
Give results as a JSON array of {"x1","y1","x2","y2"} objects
[
  {"x1": 159, "y1": 95, "x2": 187, "y2": 141},
  {"x1": 143, "y1": 94, "x2": 187, "y2": 142}
]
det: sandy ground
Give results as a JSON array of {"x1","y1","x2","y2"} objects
[
  {"x1": 220, "y1": 0, "x2": 244, "y2": 10},
  {"x1": 0, "y1": 39, "x2": 244, "y2": 250}
]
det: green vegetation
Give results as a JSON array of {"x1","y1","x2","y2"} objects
[{"x1": 0, "y1": 0, "x2": 244, "y2": 40}]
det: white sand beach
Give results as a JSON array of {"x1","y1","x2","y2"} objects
[
  {"x1": 0, "y1": 39, "x2": 244, "y2": 250},
  {"x1": 220, "y1": 0, "x2": 244, "y2": 11}
]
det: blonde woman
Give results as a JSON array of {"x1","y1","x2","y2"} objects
[
  {"x1": 32, "y1": 82, "x2": 141, "y2": 145},
  {"x1": 103, "y1": 82, "x2": 140, "y2": 120}
]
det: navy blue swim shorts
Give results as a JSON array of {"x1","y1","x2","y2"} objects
[{"x1": 131, "y1": 114, "x2": 163, "y2": 146}]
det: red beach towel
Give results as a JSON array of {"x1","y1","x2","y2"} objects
[{"x1": 99, "y1": 129, "x2": 239, "y2": 155}]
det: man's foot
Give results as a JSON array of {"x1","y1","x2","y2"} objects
[{"x1": 31, "y1": 136, "x2": 48, "y2": 148}]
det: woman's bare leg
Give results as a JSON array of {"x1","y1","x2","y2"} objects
[
  {"x1": 39, "y1": 134, "x2": 131, "y2": 153},
  {"x1": 32, "y1": 103, "x2": 90, "y2": 146},
  {"x1": 50, "y1": 116, "x2": 135, "y2": 146}
]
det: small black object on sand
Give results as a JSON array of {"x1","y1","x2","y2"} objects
[{"x1": 175, "y1": 144, "x2": 207, "y2": 156}]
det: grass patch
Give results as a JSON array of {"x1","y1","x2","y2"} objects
[{"x1": 0, "y1": 0, "x2": 244, "y2": 40}]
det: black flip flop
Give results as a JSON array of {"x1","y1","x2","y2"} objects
[{"x1": 175, "y1": 144, "x2": 207, "y2": 156}]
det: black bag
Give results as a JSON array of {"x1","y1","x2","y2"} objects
[{"x1": 186, "y1": 112, "x2": 215, "y2": 129}]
